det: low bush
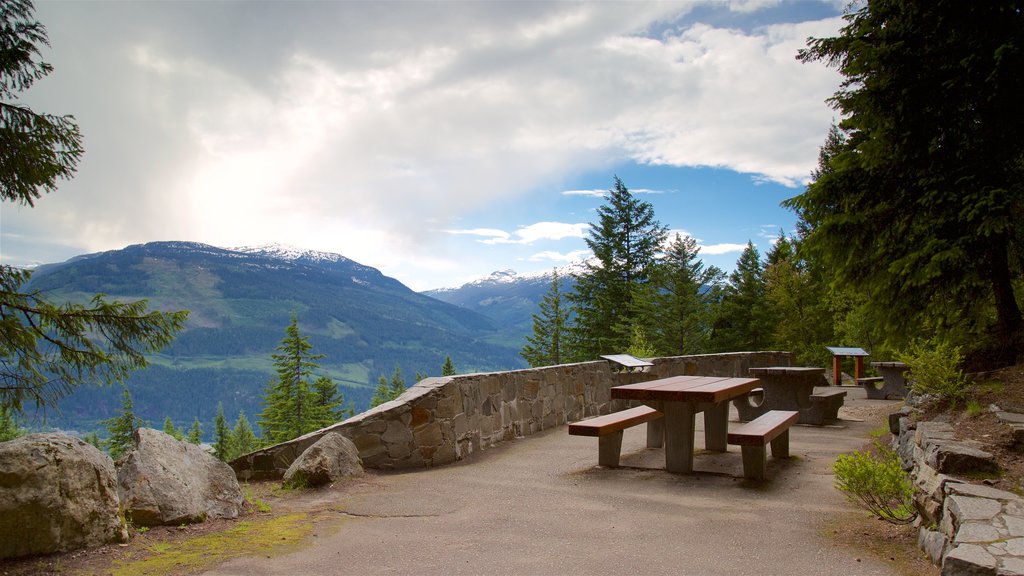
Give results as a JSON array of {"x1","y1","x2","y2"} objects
[
  {"x1": 833, "y1": 447, "x2": 917, "y2": 525},
  {"x1": 898, "y1": 338, "x2": 969, "y2": 405}
]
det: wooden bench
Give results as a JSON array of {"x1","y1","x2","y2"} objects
[
  {"x1": 806, "y1": 388, "x2": 847, "y2": 425},
  {"x1": 727, "y1": 410, "x2": 799, "y2": 480},
  {"x1": 568, "y1": 406, "x2": 663, "y2": 467}
]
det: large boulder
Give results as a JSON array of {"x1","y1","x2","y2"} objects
[
  {"x1": 283, "y1": 432, "x2": 363, "y2": 488},
  {"x1": 117, "y1": 428, "x2": 244, "y2": 526},
  {"x1": 0, "y1": 433, "x2": 127, "y2": 559}
]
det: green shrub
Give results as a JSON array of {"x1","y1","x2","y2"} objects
[
  {"x1": 833, "y1": 448, "x2": 917, "y2": 525},
  {"x1": 898, "y1": 338, "x2": 969, "y2": 405}
]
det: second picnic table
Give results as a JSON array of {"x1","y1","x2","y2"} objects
[{"x1": 610, "y1": 375, "x2": 760, "y2": 473}]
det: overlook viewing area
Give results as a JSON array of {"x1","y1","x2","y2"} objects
[{"x1": 210, "y1": 352, "x2": 911, "y2": 575}]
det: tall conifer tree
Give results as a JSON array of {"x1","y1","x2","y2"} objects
[
  {"x1": 568, "y1": 177, "x2": 667, "y2": 360},
  {"x1": 521, "y1": 270, "x2": 569, "y2": 367},
  {"x1": 259, "y1": 314, "x2": 325, "y2": 444}
]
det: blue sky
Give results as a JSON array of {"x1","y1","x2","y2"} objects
[{"x1": 1, "y1": 1, "x2": 847, "y2": 291}]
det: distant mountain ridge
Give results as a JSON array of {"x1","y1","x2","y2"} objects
[
  {"x1": 26, "y1": 241, "x2": 525, "y2": 433},
  {"x1": 423, "y1": 264, "x2": 580, "y2": 335}
]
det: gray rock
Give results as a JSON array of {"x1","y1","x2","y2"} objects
[
  {"x1": 283, "y1": 432, "x2": 363, "y2": 488},
  {"x1": 948, "y1": 483, "x2": 1023, "y2": 502},
  {"x1": 0, "y1": 433, "x2": 127, "y2": 559},
  {"x1": 117, "y1": 428, "x2": 244, "y2": 526},
  {"x1": 942, "y1": 544, "x2": 998, "y2": 575},
  {"x1": 919, "y1": 527, "x2": 948, "y2": 566},
  {"x1": 929, "y1": 442, "x2": 999, "y2": 475}
]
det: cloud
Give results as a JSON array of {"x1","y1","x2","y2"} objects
[
  {"x1": 448, "y1": 222, "x2": 588, "y2": 245},
  {"x1": 526, "y1": 250, "x2": 592, "y2": 263},
  {"x1": 6, "y1": 2, "x2": 842, "y2": 289},
  {"x1": 698, "y1": 242, "x2": 749, "y2": 255}
]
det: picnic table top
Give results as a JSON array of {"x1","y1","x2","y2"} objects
[
  {"x1": 611, "y1": 375, "x2": 760, "y2": 404},
  {"x1": 870, "y1": 361, "x2": 909, "y2": 369}
]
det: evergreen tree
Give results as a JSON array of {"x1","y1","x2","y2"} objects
[
  {"x1": 186, "y1": 417, "x2": 203, "y2": 445},
  {"x1": 521, "y1": 270, "x2": 570, "y2": 367},
  {"x1": 101, "y1": 385, "x2": 144, "y2": 459},
  {"x1": 0, "y1": 405, "x2": 26, "y2": 442},
  {"x1": 229, "y1": 410, "x2": 258, "y2": 460},
  {"x1": 311, "y1": 375, "x2": 348, "y2": 428},
  {"x1": 568, "y1": 177, "x2": 667, "y2": 360},
  {"x1": 789, "y1": 1, "x2": 1024, "y2": 359},
  {"x1": 636, "y1": 234, "x2": 725, "y2": 356},
  {"x1": 710, "y1": 241, "x2": 771, "y2": 352},
  {"x1": 81, "y1": 430, "x2": 103, "y2": 450},
  {"x1": 258, "y1": 314, "x2": 325, "y2": 444},
  {"x1": 213, "y1": 402, "x2": 230, "y2": 461},
  {"x1": 0, "y1": 1, "x2": 187, "y2": 415},
  {"x1": 441, "y1": 355, "x2": 456, "y2": 376},
  {"x1": 763, "y1": 232, "x2": 833, "y2": 366},
  {"x1": 162, "y1": 416, "x2": 184, "y2": 441},
  {"x1": 371, "y1": 364, "x2": 406, "y2": 408}
]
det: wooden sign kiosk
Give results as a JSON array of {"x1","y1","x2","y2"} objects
[{"x1": 825, "y1": 346, "x2": 870, "y2": 385}]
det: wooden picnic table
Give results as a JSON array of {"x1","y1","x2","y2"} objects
[{"x1": 611, "y1": 375, "x2": 760, "y2": 473}]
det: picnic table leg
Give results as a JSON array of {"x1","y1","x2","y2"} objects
[
  {"x1": 663, "y1": 402, "x2": 696, "y2": 473},
  {"x1": 703, "y1": 401, "x2": 729, "y2": 452}
]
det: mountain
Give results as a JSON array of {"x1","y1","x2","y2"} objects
[
  {"x1": 25, "y1": 241, "x2": 526, "y2": 433},
  {"x1": 423, "y1": 265, "x2": 579, "y2": 339}
]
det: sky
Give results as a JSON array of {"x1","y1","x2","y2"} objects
[{"x1": 0, "y1": 0, "x2": 848, "y2": 292}]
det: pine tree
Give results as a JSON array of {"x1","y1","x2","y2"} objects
[
  {"x1": 228, "y1": 410, "x2": 258, "y2": 460},
  {"x1": 186, "y1": 417, "x2": 203, "y2": 445},
  {"x1": 213, "y1": 402, "x2": 230, "y2": 461},
  {"x1": 789, "y1": 1, "x2": 1024, "y2": 358},
  {"x1": 0, "y1": 405, "x2": 26, "y2": 442},
  {"x1": 568, "y1": 176, "x2": 667, "y2": 360},
  {"x1": 710, "y1": 241, "x2": 771, "y2": 352},
  {"x1": 521, "y1": 270, "x2": 569, "y2": 367},
  {"x1": 258, "y1": 314, "x2": 325, "y2": 444},
  {"x1": 162, "y1": 416, "x2": 184, "y2": 441},
  {"x1": 311, "y1": 375, "x2": 347, "y2": 428},
  {"x1": 371, "y1": 364, "x2": 406, "y2": 408},
  {"x1": 101, "y1": 386, "x2": 145, "y2": 459},
  {"x1": 636, "y1": 234, "x2": 725, "y2": 356},
  {"x1": 81, "y1": 431, "x2": 103, "y2": 450},
  {"x1": 441, "y1": 356, "x2": 456, "y2": 376}
]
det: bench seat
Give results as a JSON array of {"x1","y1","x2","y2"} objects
[
  {"x1": 727, "y1": 410, "x2": 799, "y2": 480},
  {"x1": 569, "y1": 406, "x2": 663, "y2": 467},
  {"x1": 805, "y1": 388, "x2": 847, "y2": 425}
]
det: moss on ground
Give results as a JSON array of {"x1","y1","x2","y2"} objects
[{"x1": 109, "y1": 513, "x2": 315, "y2": 576}]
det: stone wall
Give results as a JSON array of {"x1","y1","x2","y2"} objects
[
  {"x1": 231, "y1": 351, "x2": 791, "y2": 480},
  {"x1": 893, "y1": 408, "x2": 1024, "y2": 574}
]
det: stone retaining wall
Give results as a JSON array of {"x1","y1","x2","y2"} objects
[
  {"x1": 893, "y1": 409, "x2": 1024, "y2": 574},
  {"x1": 231, "y1": 351, "x2": 791, "y2": 480}
]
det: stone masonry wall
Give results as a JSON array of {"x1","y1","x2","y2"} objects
[
  {"x1": 893, "y1": 408, "x2": 1024, "y2": 574},
  {"x1": 231, "y1": 351, "x2": 791, "y2": 480}
]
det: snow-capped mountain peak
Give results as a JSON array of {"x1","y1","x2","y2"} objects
[{"x1": 232, "y1": 243, "x2": 350, "y2": 264}]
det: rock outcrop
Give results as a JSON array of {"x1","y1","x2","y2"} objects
[
  {"x1": 0, "y1": 433, "x2": 127, "y2": 559},
  {"x1": 117, "y1": 428, "x2": 244, "y2": 526},
  {"x1": 283, "y1": 432, "x2": 363, "y2": 488}
]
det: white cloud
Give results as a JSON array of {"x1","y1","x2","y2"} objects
[
  {"x1": 698, "y1": 242, "x2": 748, "y2": 255},
  {"x1": 450, "y1": 222, "x2": 588, "y2": 245},
  {"x1": 5, "y1": 2, "x2": 843, "y2": 289},
  {"x1": 526, "y1": 250, "x2": 592, "y2": 263}
]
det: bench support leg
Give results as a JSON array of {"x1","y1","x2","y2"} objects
[
  {"x1": 598, "y1": 431, "x2": 624, "y2": 467},
  {"x1": 704, "y1": 401, "x2": 729, "y2": 452},
  {"x1": 646, "y1": 419, "x2": 664, "y2": 449},
  {"x1": 769, "y1": 429, "x2": 790, "y2": 458},
  {"x1": 740, "y1": 445, "x2": 767, "y2": 480}
]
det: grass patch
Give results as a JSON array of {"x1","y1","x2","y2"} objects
[{"x1": 110, "y1": 513, "x2": 313, "y2": 576}]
